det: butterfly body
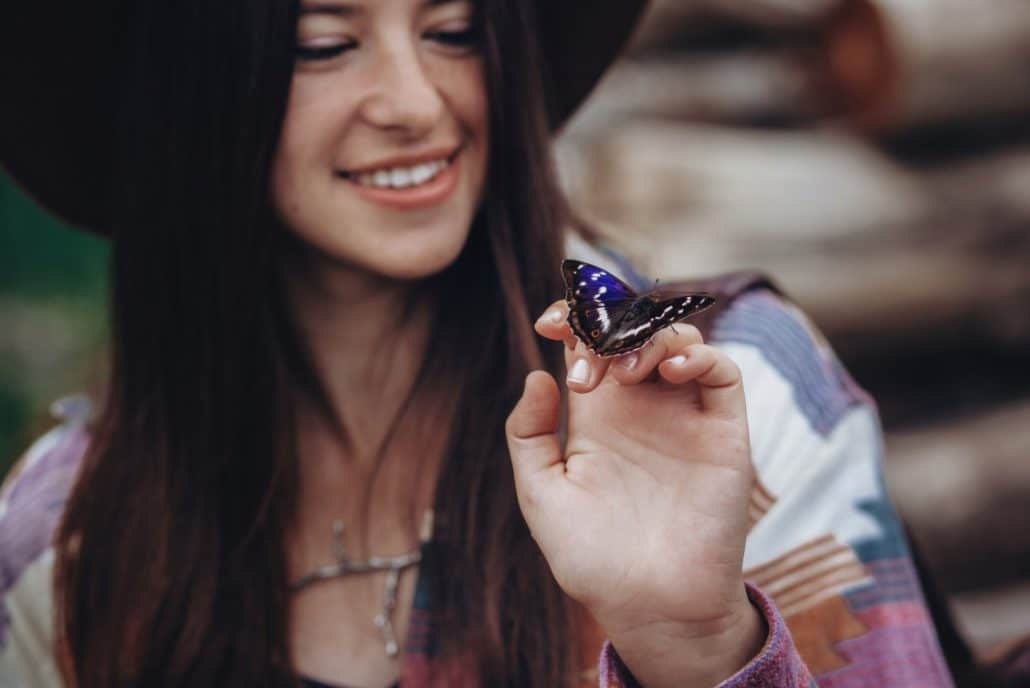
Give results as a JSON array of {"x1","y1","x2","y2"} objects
[{"x1": 561, "y1": 259, "x2": 715, "y2": 357}]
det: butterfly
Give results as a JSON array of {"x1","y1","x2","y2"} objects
[{"x1": 561, "y1": 259, "x2": 715, "y2": 357}]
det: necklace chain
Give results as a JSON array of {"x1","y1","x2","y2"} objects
[{"x1": 289, "y1": 510, "x2": 434, "y2": 658}]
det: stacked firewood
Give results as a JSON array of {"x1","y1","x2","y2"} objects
[{"x1": 556, "y1": 0, "x2": 1030, "y2": 655}]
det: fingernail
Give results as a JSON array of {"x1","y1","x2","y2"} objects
[
  {"x1": 568, "y1": 358, "x2": 590, "y2": 384},
  {"x1": 537, "y1": 307, "x2": 563, "y2": 326},
  {"x1": 620, "y1": 353, "x2": 639, "y2": 371},
  {"x1": 668, "y1": 354, "x2": 688, "y2": 366}
]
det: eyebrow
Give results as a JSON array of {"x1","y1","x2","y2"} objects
[
  {"x1": 299, "y1": 0, "x2": 466, "y2": 17},
  {"x1": 298, "y1": 3, "x2": 361, "y2": 18}
]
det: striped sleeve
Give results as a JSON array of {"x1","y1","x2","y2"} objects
[
  {"x1": 711, "y1": 289, "x2": 954, "y2": 687},
  {"x1": 598, "y1": 582, "x2": 814, "y2": 687}
]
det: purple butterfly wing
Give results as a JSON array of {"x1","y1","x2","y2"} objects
[
  {"x1": 600, "y1": 293, "x2": 715, "y2": 356},
  {"x1": 561, "y1": 259, "x2": 638, "y2": 353},
  {"x1": 561, "y1": 260, "x2": 717, "y2": 357}
]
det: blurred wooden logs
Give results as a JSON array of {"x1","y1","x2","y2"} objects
[
  {"x1": 557, "y1": 0, "x2": 1030, "y2": 640},
  {"x1": 885, "y1": 399, "x2": 1030, "y2": 593},
  {"x1": 603, "y1": 0, "x2": 1030, "y2": 135},
  {"x1": 822, "y1": 0, "x2": 1030, "y2": 131},
  {"x1": 631, "y1": 0, "x2": 846, "y2": 52},
  {"x1": 950, "y1": 581, "x2": 1030, "y2": 656},
  {"x1": 565, "y1": 52, "x2": 833, "y2": 133},
  {"x1": 557, "y1": 122, "x2": 1030, "y2": 350}
]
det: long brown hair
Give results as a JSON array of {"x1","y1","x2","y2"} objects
[{"x1": 53, "y1": 0, "x2": 578, "y2": 685}]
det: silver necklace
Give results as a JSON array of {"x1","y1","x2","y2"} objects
[{"x1": 289, "y1": 510, "x2": 434, "y2": 658}]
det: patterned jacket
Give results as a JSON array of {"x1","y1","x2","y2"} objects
[{"x1": 0, "y1": 249, "x2": 953, "y2": 687}]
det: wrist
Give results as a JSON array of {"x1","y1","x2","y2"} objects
[{"x1": 605, "y1": 588, "x2": 767, "y2": 688}]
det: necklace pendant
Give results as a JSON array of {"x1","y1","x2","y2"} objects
[
  {"x1": 288, "y1": 510, "x2": 435, "y2": 659},
  {"x1": 374, "y1": 612, "x2": 400, "y2": 658}
]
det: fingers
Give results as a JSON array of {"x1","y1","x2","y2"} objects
[
  {"x1": 506, "y1": 371, "x2": 564, "y2": 492},
  {"x1": 658, "y1": 344, "x2": 746, "y2": 418},
  {"x1": 534, "y1": 300, "x2": 577, "y2": 350},
  {"x1": 604, "y1": 324, "x2": 744, "y2": 417},
  {"x1": 608, "y1": 324, "x2": 704, "y2": 386},
  {"x1": 534, "y1": 299, "x2": 612, "y2": 394},
  {"x1": 564, "y1": 340, "x2": 612, "y2": 394},
  {"x1": 532, "y1": 304, "x2": 733, "y2": 406}
]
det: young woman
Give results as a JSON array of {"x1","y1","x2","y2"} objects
[{"x1": 0, "y1": 0, "x2": 954, "y2": 686}]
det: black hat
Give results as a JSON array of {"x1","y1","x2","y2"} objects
[{"x1": 0, "y1": 1, "x2": 648, "y2": 235}]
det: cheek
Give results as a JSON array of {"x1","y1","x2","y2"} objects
[
  {"x1": 269, "y1": 144, "x2": 305, "y2": 227},
  {"x1": 270, "y1": 84, "x2": 339, "y2": 219},
  {"x1": 452, "y1": 64, "x2": 490, "y2": 198},
  {"x1": 462, "y1": 62, "x2": 489, "y2": 129},
  {"x1": 465, "y1": 65, "x2": 489, "y2": 147},
  {"x1": 433, "y1": 59, "x2": 489, "y2": 147}
]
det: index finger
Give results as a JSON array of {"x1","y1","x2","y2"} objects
[{"x1": 534, "y1": 299, "x2": 578, "y2": 350}]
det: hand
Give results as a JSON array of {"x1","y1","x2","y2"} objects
[{"x1": 505, "y1": 300, "x2": 765, "y2": 688}]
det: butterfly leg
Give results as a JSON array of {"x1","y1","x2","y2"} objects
[{"x1": 670, "y1": 324, "x2": 679, "y2": 335}]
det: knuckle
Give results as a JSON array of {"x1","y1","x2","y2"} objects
[{"x1": 680, "y1": 323, "x2": 703, "y2": 342}]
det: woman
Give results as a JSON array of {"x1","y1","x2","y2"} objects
[{"x1": 0, "y1": 0, "x2": 953, "y2": 686}]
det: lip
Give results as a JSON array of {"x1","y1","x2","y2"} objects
[
  {"x1": 339, "y1": 147, "x2": 462, "y2": 212},
  {"x1": 339, "y1": 145, "x2": 462, "y2": 177}
]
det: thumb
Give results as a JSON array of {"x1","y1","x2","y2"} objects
[{"x1": 506, "y1": 370, "x2": 563, "y2": 498}]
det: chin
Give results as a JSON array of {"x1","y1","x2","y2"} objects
[
  {"x1": 370, "y1": 240, "x2": 470, "y2": 282},
  {"x1": 279, "y1": 196, "x2": 481, "y2": 282}
]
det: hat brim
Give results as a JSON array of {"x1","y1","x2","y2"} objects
[{"x1": 0, "y1": 0, "x2": 647, "y2": 235}]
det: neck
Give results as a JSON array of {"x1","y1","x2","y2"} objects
[
  {"x1": 280, "y1": 243, "x2": 450, "y2": 555},
  {"x1": 281, "y1": 245, "x2": 436, "y2": 465}
]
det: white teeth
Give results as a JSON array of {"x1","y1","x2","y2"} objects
[
  {"x1": 410, "y1": 163, "x2": 434, "y2": 185},
  {"x1": 390, "y1": 168, "x2": 413, "y2": 187},
  {"x1": 350, "y1": 156, "x2": 451, "y2": 189}
]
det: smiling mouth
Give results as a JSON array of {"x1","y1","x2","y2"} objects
[{"x1": 337, "y1": 148, "x2": 462, "y2": 190}]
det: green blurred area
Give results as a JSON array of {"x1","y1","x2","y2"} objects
[{"x1": 0, "y1": 172, "x2": 109, "y2": 481}]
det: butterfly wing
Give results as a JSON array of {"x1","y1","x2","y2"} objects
[
  {"x1": 561, "y1": 260, "x2": 717, "y2": 357},
  {"x1": 650, "y1": 293, "x2": 715, "y2": 330},
  {"x1": 561, "y1": 260, "x2": 638, "y2": 353},
  {"x1": 598, "y1": 293, "x2": 715, "y2": 356}
]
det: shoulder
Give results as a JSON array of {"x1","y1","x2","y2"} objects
[
  {"x1": 713, "y1": 291, "x2": 954, "y2": 684},
  {"x1": 0, "y1": 395, "x2": 93, "y2": 529},
  {"x1": 0, "y1": 396, "x2": 93, "y2": 682},
  {"x1": 708, "y1": 288, "x2": 885, "y2": 523},
  {"x1": 562, "y1": 235, "x2": 873, "y2": 433},
  {"x1": 709, "y1": 287, "x2": 872, "y2": 437}
]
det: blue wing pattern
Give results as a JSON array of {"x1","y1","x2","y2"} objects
[{"x1": 561, "y1": 259, "x2": 715, "y2": 356}]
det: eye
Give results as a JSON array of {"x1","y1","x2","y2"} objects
[
  {"x1": 428, "y1": 28, "x2": 476, "y2": 46},
  {"x1": 295, "y1": 41, "x2": 357, "y2": 62},
  {"x1": 425, "y1": 26, "x2": 480, "y2": 50}
]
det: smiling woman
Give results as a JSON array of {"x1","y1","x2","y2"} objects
[
  {"x1": 0, "y1": 0, "x2": 641, "y2": 685},
  {"x1": 272, "y1": 0, "x2": 490, "y2": 280},
  {"x1": 0, "y1": 0, "x2": 956, "y2": 686}
]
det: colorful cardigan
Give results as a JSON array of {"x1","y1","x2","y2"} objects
[{"x1": 0, "y1": 268, "x2": 953, "y2": 687}]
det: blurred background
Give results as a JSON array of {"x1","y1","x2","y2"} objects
[
  {"x1": 1, "y1": 0, "x2": 1028, "y2": 678},
  {"x1": 0, "y1": 185, "x2": 107, "y2": 470},
  {"x1": 555, "y1": 0, "x2": 1030, "y2": 672}
]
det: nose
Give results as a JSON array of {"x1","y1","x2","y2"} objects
[{"x1": 360, "y1": 41, "x2": 445, "y2": 138}]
